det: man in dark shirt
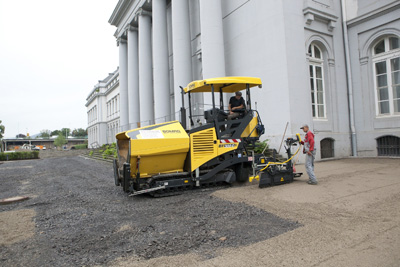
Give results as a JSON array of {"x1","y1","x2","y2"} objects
[{"x1": 228, "y1": 91, "x2": 245, "y2": 120}]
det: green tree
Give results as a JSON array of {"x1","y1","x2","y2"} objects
[
  {"x1": 51, "y1": 130, "x2": 62, "y2": 136},
  {"x1": 72, "y1": 128, "x2": 87, "y2": 137},
  {"x1": 40, "y1": 129, "x2": 51, "y2": 138},
  {"x1": 0, "y1": 120, "x2": 4, "y2": 139},
  {"x1": 61, "y1": 128, "x2": 71, "y2": 137},
  {"x1": 54, "y1": 134, "x2": 67, "y2": 149}
]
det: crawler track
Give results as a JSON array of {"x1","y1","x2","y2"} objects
[{"x1": 149, "y1": 181, "x2": 230, "y2": 198}]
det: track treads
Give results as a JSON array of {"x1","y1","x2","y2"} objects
[{"x1": 149, "y1": 182, "x2": 229, "y2": 198}]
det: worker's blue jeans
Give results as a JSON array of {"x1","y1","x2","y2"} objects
[{"x1": 305, "y1": 151, "x2": 317, "y2": 183}]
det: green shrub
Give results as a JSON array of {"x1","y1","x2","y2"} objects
[
  {"x1": 99, "y1": 143, "x2": 118, "y2": 159},
  {"x1": 103, "y1": 148, "x2": 113, "y2": 156},
  {"x1": 0, "y1": 151, "x2": 39, "y2": 161},
  {"x1": 89, "y1": 150, "x2": 93, "y2": 157},
  {"x1": 101, "y1": 143, "x2": 117, "y2": 159},
  {"x1": 253, "y1": 140, "x2": 269, "y2": 154},
  {"x1": 72, "y1": 144, "x2": 87, "y2": 149}
]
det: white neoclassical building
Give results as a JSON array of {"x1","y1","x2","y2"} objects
[
  {"x1": 88, "y1": 0, "x2": 400, "y2": 158},
  {"x1": 86, "y1": 69, "x2": 121, "y2": 148}
]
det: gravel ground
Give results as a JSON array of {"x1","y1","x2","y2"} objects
[
  {"x1": 0, "y1": 156, "x2": 300, "y2": 266},
  {"x1": 37, "y1": 149, "x2": 86, "y2": 159},
  {"x1": 111, "y1": 158, "x2": 400, "y2": 267}
]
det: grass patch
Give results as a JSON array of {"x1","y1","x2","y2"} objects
[
  {"x1": 0, "y1": 151, "x2": 39, "y2": 161},
  {"x1": 71, "y1": 144, "x2": 87, "y2": 149}
]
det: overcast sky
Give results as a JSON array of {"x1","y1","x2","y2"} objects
[{"x1": 0, "y1": 0, "x2": 119, "y2": 138}]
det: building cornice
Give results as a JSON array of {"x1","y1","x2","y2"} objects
[
  {"x1": 109, "y1": 0, "x2": 152, "y2": 39},
  {"x1": 86, "y1": 70, "x2": 119, "y2": 106},
  {"x1": 347, "y1": 1, "x2": 400, "y2": 28},
  {"x1": 303, "y1": 6, "x2": 338, "y2": 32},
  {"x1": 109, "y1": 0, "x2": 133, "y2": 26},
  {"x1": 105, "y1": 80, "x2": 120, "y2": 95}
]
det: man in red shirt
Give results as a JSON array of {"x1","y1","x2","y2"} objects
[{"x1": 300, "y1": 124, "x2": 318, "y2": 185}]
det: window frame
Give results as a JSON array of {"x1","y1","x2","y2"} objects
[
  {"x1": 320, "y1": 137, "x2": 335, "y2": 159},
  {"x1": 372, "y1": 36, "x2": 400, "y2": 117},
  {"x1": 376, "y1": 135, "x2": 400, "y2": 157},
  {"x1": 308, "y1": 44, "x2": 327, "y2": 119}
]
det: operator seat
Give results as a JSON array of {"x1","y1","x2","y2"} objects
[{"x1": 204, "y1": 108, "x2": 228, "y2": 123}]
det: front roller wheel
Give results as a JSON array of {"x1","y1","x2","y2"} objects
[
  {"x1": 122, "y1": 163, "x2": 132, "y2": 193},
  {"x1": 113, "y1": 159, "x2": 120, "y2": 186},
  {"x1": 235, "y1": 163, "x2": 250, "y2": 183}
]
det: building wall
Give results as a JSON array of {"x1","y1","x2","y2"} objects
[
  {"x1": 221, "y1": 0, "x2": 296, "y2": 149},
  {"x1": 95, "y1": 0, "x2": 400, "y2": 158},
  {"x1": 347, "y1": 1, "x2": 400, "y2": 156},
  {"x1": 86, "y1": 70, "x2": 120, "y2": 147},
  {"x1": 301, "y1": 0, "x2": 353, "y2": 158}
]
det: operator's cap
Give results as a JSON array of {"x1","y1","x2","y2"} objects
[
  {"x1": 235, "y1": 91, "x2": 242, "y2": 96},
  {"x1": 300, "y1": 124, "x2": 309, "y2": 129}
]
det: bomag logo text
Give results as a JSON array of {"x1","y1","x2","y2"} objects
[
  {"x1": 219, "y1": 144, "x2": 236, "y2": 148},
  {"x1": 162, "y1": 130, "x2": 181, "y2": 134}
]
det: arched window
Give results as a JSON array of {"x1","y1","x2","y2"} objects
[
  {"x1": 320, "y1": 138, "x2": 334, "y2": 159},
  {"x1": 308, "y1": 44, "x2": 326, "y2": 118},
  {"x1": 373, "y1": 36, "x2": 400, "y2": 115},
  {"x1": 377, "y1": 135, "x2": 400, "y2": 156}
]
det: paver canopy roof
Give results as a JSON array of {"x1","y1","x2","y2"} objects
[{"x1": 184, "y1": 77, "x2": 262, "y2": 93}]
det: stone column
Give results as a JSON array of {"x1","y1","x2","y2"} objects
[
  {"x1": 171, "y1": 0, "x2": 192, "y2": 118},
  {"x1": 127, "y1": 26, "x2": 140, "y2": 129},
  {"x1": 199, "y1": 0, "x2": 226, "y2": 106},
  {"x1": 118, "y1": 38, "x2": 129, "y2": 131},
  {"x1": 138, "y1": 10, "x2": 154, "y2": 126},
  {"x1": 153, "y1": 0, "x2": 171, "y2": 123}
]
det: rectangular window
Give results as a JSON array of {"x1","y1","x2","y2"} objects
[
  {"x1": 375, "y1": 61, "x2": 390, "y2": 114},
  {"x1": 318, "y1": 105, "x2": 325, "y2": 118},
  {"x1": 392, "y1": 57, "x2": 400, "y2": 113},
  {"x1": 309, "y1": 64, "x2": 326, "y2": 119},
  {"x1": 390, "y1": 37, "x2": 400, "y2": 50},
  {"x1": 374, "y1": 56, "x2": 400, "y2": 115}
]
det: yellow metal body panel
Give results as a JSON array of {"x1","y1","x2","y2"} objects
[
  {"x1": 190, "y1": 128, "x2": 217, "y2": 171},
  {"x1": 184, "y1": 77, "x2": 262, "y2": 93},
  {"x1": 189, "y1": 127, "x2": 240, "y2": 172},
  {"x1": 116, "y1": 121, "x2": 189, "y2": 178},
  {"x1": 217, "y1": 141, "x2": 240, "y2": 155},
  {"x1": 241, "y1": 116, "x2": 259, "y2": 138}
]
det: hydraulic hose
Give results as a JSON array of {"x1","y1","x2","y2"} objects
[{"x1": 249, "y1": 133, "x2": 302, "y2": 182}]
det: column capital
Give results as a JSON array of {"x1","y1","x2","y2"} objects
[
  {"x1": 126, "y1": 25, "x2": 138, "y2": 32},
  {"x1": 136, "y1": 8, "x2": 152, "y2": 19},
  {"x1": 116, "y1": 37, "x2": 127, "y2": 46}
]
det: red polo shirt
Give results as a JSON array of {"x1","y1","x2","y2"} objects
[{"x1": 303, "y1": 131, "x2": 315, "y2": 152}]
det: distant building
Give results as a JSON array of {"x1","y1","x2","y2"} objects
[
  {"x1": 86, "y1": 69, "x2": 120, "y2": 148},
  {"x1": 1, "y1": 138, "x2": 87, "y2": 151},
  {"x1": 87, "y1": 0, "x2": 400, "y2": 158}
]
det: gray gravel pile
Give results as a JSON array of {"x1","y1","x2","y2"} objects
[{"x1": 0, "y1": 156, "x2": 300, "y2": 266}]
